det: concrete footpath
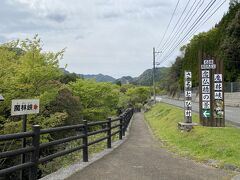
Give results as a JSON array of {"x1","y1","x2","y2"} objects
[{"x1": 67, "y1": 113, "x2": 233, "y2": 180}]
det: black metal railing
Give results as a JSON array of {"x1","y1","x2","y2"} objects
[{"x1": 0, "y1": 108, "x2": 134, "y2": 180}]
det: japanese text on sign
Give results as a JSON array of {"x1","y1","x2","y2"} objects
[{"x1": 11, "y1": 99, "x2": 39, "y2": 116}]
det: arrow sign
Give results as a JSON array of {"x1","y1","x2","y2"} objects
[{"x1": 203, "y1": 110, "x2": 210, "y2": 118}]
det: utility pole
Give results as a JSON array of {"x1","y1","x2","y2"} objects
[
  {"x1": 153, "y1": 47, "x2": 156, "y2": 104},
  {"x1": 153, "y1": 47, "x2": 162, "y2": 104}
]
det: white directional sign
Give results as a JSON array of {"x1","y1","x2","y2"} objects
[
  {"x1": 214, "y1": 92, "x2": 223, "y2": 100},
  {"x1": 185, "y1": 101, "x2": 192, "y2": 108},
  {"x1": 202, "y1": 101, "x2": 210, "y2": 109},
  {"x1": 202, "y1": 86, "x2": 210, "y2": 93},
  {"x1": 202, "y1": 78, "x2": 210, "y2": 85},
  {"x1": 184, "y1": 71, "x2": 192, "y2": 123},
  {"x1": 202, "y1": 70, "x2": 210, "y2": 78},
  {"x1": 214, "y1": 74, "x2": 222, "y2": 82},
  {"x1": 11, "y1": 99, "x2": 40, "y2": 116},
  {"x1": 185, "y1": 71, "x2": 192, "y2": 79},
  {"x1": 185, "y1": 81, "x2": 192, "y2": 88},
  {"x1": 201, "y1": 64, "x2": 216, "y2": 69},
  {"x1": 202, "y1": 94, "x2": 210, "y2": 101},
  {"x1": 185, "y1": 91, "x2": 192, "y2": 98},
  {"x1": 204, "y1": 60, "x2": 214, "y2": 65},
  {"x1": 214, "y1": 83, "x2": 222, "y2": 91},
  {"x1": 185, "y1": 110, "x2": 192, "y2": 117}
]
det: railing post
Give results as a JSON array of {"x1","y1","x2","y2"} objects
[
  {"x1": 107, "y1": 117, "x2": 111, "y2": 148},
  {"x1": 82, "y1": 120, "x2": 88, "y2": 162},
  {"x1": 122, "y1": 113, "x2": 126, "y2": 136},
  {"x1": 119, "y1": 115, "x2": 123, "y2": 140},
  {"x1": 30, "y1": 125, "x2": 40, "y2": 180}
]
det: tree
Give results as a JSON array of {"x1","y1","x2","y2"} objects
[{"x1": 68, "y1": 79, "x2": 120, "y2": 120}]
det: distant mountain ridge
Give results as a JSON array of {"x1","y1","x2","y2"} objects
[
  {"x1": 60, "y1": 67, "x2": 169, "y2": 86},
  {"x1": 116, "y1": 67, "x2": 169, "y2": 86},
  {"x1": 82, "y1": 74, "x2": 116, "y2": 82}
]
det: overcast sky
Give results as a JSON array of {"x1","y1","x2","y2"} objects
[{"x1": 0, "y1": 0, "x2": 230, "y2": 78}]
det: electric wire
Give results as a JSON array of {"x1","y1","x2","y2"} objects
[
  {"x1": 156, "y1": 0, "x2": 181, "y2": 50},
  {"x1": 160, "y1": 0, "x2": 207, "y2": 58},
  {"x1": 159, "y1": 0, "x2": 226, "y2": 64},
  {"x1": 160, "y1": 0, "x2": 192, "y2": 53},
  {"x1": 159, "y1": 0, "x2": 219, "y2": 64},
  {"x1": 159, "y1": 0, "x2": 203, "y2": 54}
]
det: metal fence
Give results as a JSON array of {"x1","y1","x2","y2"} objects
[
  {"x1": 224, "y1": 82, "x2": 240, "y2": 92},
  {"x1": 0, "y1": 108, "x2": 134, "y2": 180}
]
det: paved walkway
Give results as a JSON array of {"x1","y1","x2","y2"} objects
[{"x1": 67, "y1": 113, "x2": 232, "y2": 180}]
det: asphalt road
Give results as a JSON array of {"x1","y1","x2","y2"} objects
[
  {"x1": 157, "y1": 96, "x2": 240, "y2": 126},
  {"x1": 67, "y1": 113, "x2": 231, "y2": 180}
]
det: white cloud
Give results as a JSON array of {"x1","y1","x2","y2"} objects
[{"x1": 0, "y1": 0, "x2": 230, "y2": 78}]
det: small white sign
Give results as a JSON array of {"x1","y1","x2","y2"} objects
[
  {"x1": 185, "y1": 81, "x2": 192, "y2": 89},
  {"x1": 204, "y1": 60, "x2": 214, "y2": 65},
  {"x1": 185, "y1": 110, "x2": 192, "y2": 117},
  {"x1": 185, "y1": 91, "x2": 192, "y2": 98},
  {"x1": 11, "y1": 99, "x2": 39, "y2": 116},
  {"x1": 214, "y1": 74, "x2": 222, "y2": 82},
  {"x1": 185, "y1": 101, "x2": 192, "y2": 108},
  {"x1": 202, "y1": 94, "x2": 210, "y2": 101},
  {"x1": 202, "y1": 78, "x2": 210, "y2": 86},
  {"x1": 214, "y1": 83, "x2": 222, "y2": 91},
  {"x1": 214, "y1": 92, "x2": 223, "y2": 100},
  {"x1": 202, "y1": 70, "x2": 210, "y2": 78},
  {"x1": 185, "y1": 71, "x2": 192, "y2": 79},
  {"x1": 202, "y1": 86, "x2": 210, "y2": 93},
  {"x1": 202, "y1": 101, "x2": 210, "y2": 109},
  {"x1": 201, "y1": 64, "x2": 216, "y2": 69}
]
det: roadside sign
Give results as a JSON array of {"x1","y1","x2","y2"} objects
[
  {"x1": 184, "y1": 71, "x2": 192, "y2": 123},
  {"x1": 11, "y1": 99, "x2": 40, "y2": 116},
  {"x1": 199, "y1": 57, "x2": 225, "y2": 127},
  {"x1": 203, "y1": 110, "x2": 210, "y2": 118}
]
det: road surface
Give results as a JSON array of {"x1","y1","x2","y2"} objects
[
  {"x1": 67, "y1": 113, "x2": 231, "y2": 180},
  {"x1": 157, "y1": 96, "x2": 240, "y2": 126}
]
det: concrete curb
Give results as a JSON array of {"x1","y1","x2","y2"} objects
[{"x1": 40, "y1": 115, "x2": 134, "y2": 180}]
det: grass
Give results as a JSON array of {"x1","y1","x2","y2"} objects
[{"x1": 144, "y1": 103, "x2": 240, "y2": 169}]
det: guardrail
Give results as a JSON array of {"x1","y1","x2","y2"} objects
[{"x1": 0, "y1": 108, "x2": 134, "y2": 180}]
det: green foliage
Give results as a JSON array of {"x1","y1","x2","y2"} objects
[
  {"x1": 145, "y1": 103, "x2": 240, "y2": 168},
  {"x1": 68, "y1": 79, "x2": 120, "y2": 120},
  {"x1": 60, "y1": 72, "x2": 80, "y2": 84},
  {"x1": 126, "y1": 86, "x2": 151, "y2": 106}
]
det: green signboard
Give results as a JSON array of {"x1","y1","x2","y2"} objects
[{"x1": 202, "y1": 110, "x2": 210, "y2": 118}]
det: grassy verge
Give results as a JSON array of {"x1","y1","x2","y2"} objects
[{"x1": 145, "y1": 103, "x2": 240, "y2": 169}]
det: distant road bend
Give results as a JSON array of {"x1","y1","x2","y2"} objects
[{"x1": 157, "y1": 96, "x2": 240, "y2": 126}]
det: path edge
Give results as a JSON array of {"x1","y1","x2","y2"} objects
[{"x1": 40, "y1": 114, "x2": 135, "y2": 180}]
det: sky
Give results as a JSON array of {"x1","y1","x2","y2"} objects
[{"x1": 0, "y1": 0, "x2": 230, "y2": 78}]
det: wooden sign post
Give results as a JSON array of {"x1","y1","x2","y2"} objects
[
  {"x1": 199, "y1": 57, "x2": 225, "y2": 127},
  {"x1": 178, "y1": 71, "x2": 197, "y2": 131}
]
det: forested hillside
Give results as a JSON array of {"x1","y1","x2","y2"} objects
[{"x1": 161, "y1": 1, "x2": 240, "y2": 95}]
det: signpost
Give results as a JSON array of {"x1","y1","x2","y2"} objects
[
  {"x1": 178, "y1": 71, "x2": 197, "y2": 131},
  {"x1": 184, "y1": 71, "x2": 192, "y2": 123},
  {"x1": 199, "y1": 56, "x2": 225, "y2": 127},
  {"x1": 11, "y1": 99, "x2": 40, "y2": 180}
]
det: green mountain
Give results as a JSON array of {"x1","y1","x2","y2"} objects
[
  {"x1": 115, "y1": 67, "x2": 170, "y2": 86},
  {"x1": 82, "y1": 74, "x2": 116, "y2": 82},
  {"x1": 134, "y1": 67, "x2": 170, "y2": 86}
]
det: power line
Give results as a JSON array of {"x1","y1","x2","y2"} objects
[
  {"x1": 159, "y1": 0, "x2": 204, "y2": 54},
  {"x1": 159, "y1": 0, "x2": 192, "y2": 52},
  {"x1": 160, "y1": 0, "x2": 226, "y2": 64},
  {"x1": 160, "y1": 0, "x2": 206, "y2": 58},
  {"x1": 159, "y1": 0, "x2": 219, "y2": 64},
  {"x1": 156, "y1": 0, "x2": 180, "y2": 50}
]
